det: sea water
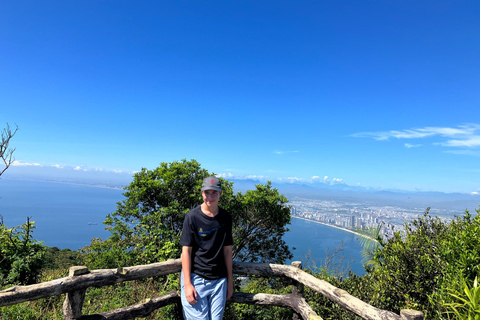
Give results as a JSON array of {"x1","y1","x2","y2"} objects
[
  {"x1": 0, "y1": 179, "x2": 121, "y2": 250},
  {"x1": 284, "y1": 218, "x2": 365, "y2": 275},
  {"x1": 0, "y1": 179, "x2": 365, "y2": 275}
]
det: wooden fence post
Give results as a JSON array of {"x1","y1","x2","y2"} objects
[
  {"x1": 63, "y1": 266, "x2": 89, "y2": 320},
  {"x1": 291, "y1": 261, "x2": 304, "y2": 320},
  {"x1": 400, "y1": 309, "x2": 424, "y2": 320}
]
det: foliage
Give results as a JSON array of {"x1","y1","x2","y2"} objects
[
  {"x1": 445, "y1": 276, "x2": 480, "y2": 320},
  {"x1": 224, "y1": 277, "x2": 294, "y2": 320},
  {"x1": 430, "y1": 206, "x2": 480, "y2": 319},
  {"x1": 348, "y1": 206, "x2": 480, "y2": 319},
  {"x1": 355, "y1": 222, "x2": 387, "y2": 268},
  {"x1": 0, "y1": 302, "x2": 43, "y2": 320},
  {"x1": 0, "y1": 216, "x2": 46, "y2": 286},
  {"x1": 81, "y1": 159, "x2": 210, "y2": 267},
  {"x1": 81, "y1": 159, "x2": 293, "y2": 268},
  {"x1": 42, "y1": 247, "x2": 83, "y2": 270},
  {"x1": 225, "y1": 182, "x2": 292, "y2": 264},
  {"x1": 361, "y1": 208, "x2": 448, "y2": 315},
  {"x1": 304, "y1": 269, "x2": 368, "y2": 320}
]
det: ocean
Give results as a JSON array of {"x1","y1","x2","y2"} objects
[{"x1": 0, "y1": 179, "x2": 365, "y2": 275}]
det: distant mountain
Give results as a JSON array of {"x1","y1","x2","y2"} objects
[
  {"x1": 5, "y1": 165, "x2": 479, "y2": 213},
  {"x1": 229, "y1": 178, "x2": 480, "y2": 213},
  {"x1": 4, "y1": 165, "x2": 133, "y2": 189}
]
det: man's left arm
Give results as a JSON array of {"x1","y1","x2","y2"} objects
[{"x1": 223, "y1": 245, "x2": 233, "y2": 300}]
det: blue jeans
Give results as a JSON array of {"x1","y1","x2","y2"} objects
[{"x1": 180, "y1": 272, "x2": 227, "y2": 320}]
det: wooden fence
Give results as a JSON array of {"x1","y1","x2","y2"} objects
[{"x1": 0, "y1": 259, "x2": 424, "y2": 320}]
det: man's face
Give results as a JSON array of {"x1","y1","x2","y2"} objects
[{"x1": 202, "y1": 189, "x2": 221, "y2": 207}]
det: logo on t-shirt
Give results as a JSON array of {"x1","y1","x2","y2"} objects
[{"x1": 198, "y1": 225, "x2": 222, "y2": 237}]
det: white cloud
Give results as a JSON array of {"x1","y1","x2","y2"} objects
[
  {"x1": 112, "y1": 169, "x2": 123, "y2": 174},
  {"x1": 471, "y1": 191, "x2": 479, "y2": 195},
  {"x1": 12, "y1": 160, "x2": 42, "y2": 167},
  {"x1": 273, "y1": 150, "x2": 299, "y2": 155},
  {"x1": 352, "y1": 124, "x2": 480, "y2": 151},
  {"x1": 405, "y1": 143, "x2": 422, "y2": 148},
  {"x1": 439, "y1": 136, "x2": 480, "y2": 148},
  {"x1": 52, "y1": 164, "x2": 64, "y2": 169},
  {"x1": 219, "y1": 174, "x2": 269, "y2": 181},
  {"x1": 443, "y1": 149, "x2": 480, "y2": 157},
  {"x1": 211, "y1": 173, "x2": 349, "y2": 186},
  {"x1": 279, "y1": 177, "x2": 304, "y2": 183},
  {"x1": 351, "y1": 129, "x2": 434, "y2": 141},
  {"x1": 245, "y1": 175, "x2": 269, "y2": 180},
  {"x1": 217, "y1": 173, "x2": 234, "y2": 178},
  {"x1": 73, "y1": 166, "x2": 87, "y2": 171}
]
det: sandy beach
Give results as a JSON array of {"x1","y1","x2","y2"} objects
[{"x1": 292, "y1": 216, "x2": 377, "y2": 242}]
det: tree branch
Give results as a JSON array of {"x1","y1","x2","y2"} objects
[{"x1": 0, "y1": 123, "x2": 18, "y2": 177}]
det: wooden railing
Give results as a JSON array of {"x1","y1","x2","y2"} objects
[{"x1": 0, "y1": 259, "x2": 424, "y2": 320}]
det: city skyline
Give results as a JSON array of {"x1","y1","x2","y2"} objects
[{"x1": 2, "y1": 1, "x2": 479, "y2": 194}]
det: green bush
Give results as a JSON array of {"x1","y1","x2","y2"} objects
[
  {"x1": 430, "y1": 207, "x2": 480, "y2": 318},
  {"x1": 43, "y1": 247, "x2": 83, "y2": 270},
  {"x1": 444, "y1": 276, "x2": 480, "y2": 320},
  {"x1": 0, "y1": 216, "x2": 45, "y2": 286},
  {"x1": 348, "y1": 206, "x2": 480, "y2": 319}
]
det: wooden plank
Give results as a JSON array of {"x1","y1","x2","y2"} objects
[{"x1": 0, "y1": 259, "x2": 182, "y2": 307}]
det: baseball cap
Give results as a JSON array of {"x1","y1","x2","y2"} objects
[{"x1": 202, "y1": 176, "x2": 222, "y2": 191}]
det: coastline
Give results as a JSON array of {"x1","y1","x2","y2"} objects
[
  {"x1": 291, "y1": 216, "x2": 376, "y2": 241},
  {"x1": 2, "y1": 177, "x2": 126, "y2": 191}
]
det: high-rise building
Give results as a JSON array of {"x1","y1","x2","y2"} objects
[{"x1": 350, "y1": 215, "x2": 355, "y2": 228}]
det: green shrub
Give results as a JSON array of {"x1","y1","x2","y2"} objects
[
  {"x1": 444, "y1": 276, "x2": 480, "y2": 320},
  {"x1": 0, "y1": 216, "x2": 45, "y2": 286}
]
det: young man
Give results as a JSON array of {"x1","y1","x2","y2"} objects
[{"x1": 180, "y1": 176, "x2": 233, "y2": 320}]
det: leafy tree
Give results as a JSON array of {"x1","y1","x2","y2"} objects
[
  {"x1": 82, "y1": 159, "x2": 209, "y2": 267},
  {"x1": 225, "y1": 182, "x2": 292, "y2": 264},
  {"x1": 82, "y1": 159, "x2": 293, "y2": 268}
]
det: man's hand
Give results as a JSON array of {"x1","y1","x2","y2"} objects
[{"x1": 185, "y1": 283, "x2": 198, "y2": 304}]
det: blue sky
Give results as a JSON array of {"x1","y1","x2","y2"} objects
[{"x1": 1, "y1": 1, "x2": 479, "y2": 194}]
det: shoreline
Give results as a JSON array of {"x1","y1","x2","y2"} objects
[
  {"x1": 292, "y1": 216, "x2": 375, "y2": 241},
  {"x1": 2, "y1": 177, "x2": 126, "y2": 191}
]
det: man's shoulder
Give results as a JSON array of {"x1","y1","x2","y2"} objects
[
  {"x1": 219, "y1": 207, "x2": 232, "y2": 220},
  {"x1": 188, "y1": 205, "x2": 202, "y2": 213},
  {"x1": 184, "y1": 205, "x2": 202, "y2": 220}
]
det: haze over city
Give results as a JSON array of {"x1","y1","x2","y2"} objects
[{"x1": 2, "y1": 1, "x2": 479, "y2": 194}]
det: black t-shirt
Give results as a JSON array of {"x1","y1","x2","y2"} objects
[{"x1": 180, "y1": 205, "x2": 233, "y2": 280}]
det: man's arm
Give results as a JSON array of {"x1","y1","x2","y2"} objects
[
  {"x1": 182, "y1": 246, "x2": 198, "y2": 304},
  {"x1": 223, "y1": 245, "x2": 233, "y2": 300}
]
